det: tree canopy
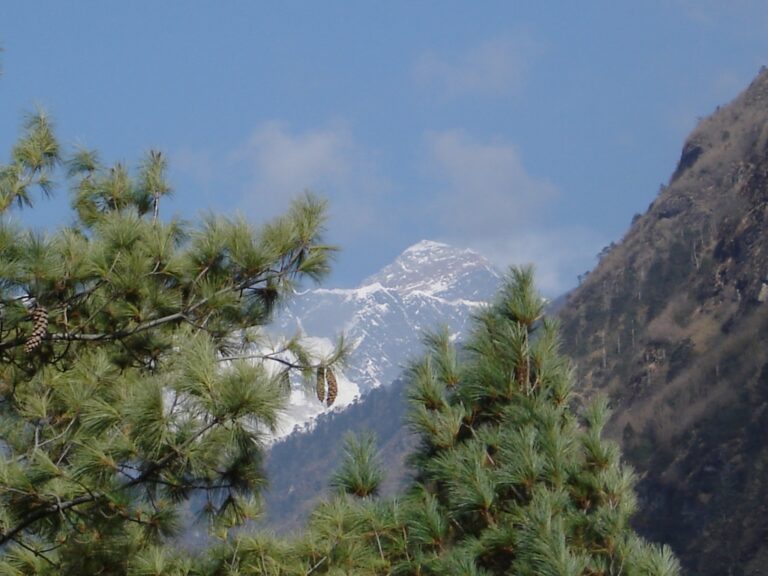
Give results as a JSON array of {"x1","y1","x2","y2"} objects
[{"x1": 0, "y1": 110, "x2": 339, "y2": 574}]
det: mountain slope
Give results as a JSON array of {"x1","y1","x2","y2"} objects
[
  {"x1": 263, "y1": 376, "x2": 415, "y2": 532},
  {"x1": 557, "y1": 67, "x2": 768, "y2": 575}
]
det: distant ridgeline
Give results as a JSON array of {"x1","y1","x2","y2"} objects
[{"x1": 263, "y1": 376, "x2": 414, "y2": 532}]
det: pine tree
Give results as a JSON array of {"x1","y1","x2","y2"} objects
[
  {"x1": 330, "y1": 432, "x2": 384, "y2": 499},
  {"x1": 0, "y1": 111, "x2": 341, "y2": 574},
  {"x1": 277, "y1": 267, "x2": 680, "y2": 576}
]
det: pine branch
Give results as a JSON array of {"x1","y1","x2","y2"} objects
[
  {"x1": 0, "y1": 230, "x2": 319, "y2": 351},
  {"x1": 0, "y1": 417, "x2": 221, "y2": 546},
  {"x1": 8, "y1": 535, "x2": 61, "y2": 569},
  {"x1": 0, "y1": 492, "x2": 97, "y2": 546},
  {"x1": 218, "y1": 351, "x2": 307, "y2": 370}
]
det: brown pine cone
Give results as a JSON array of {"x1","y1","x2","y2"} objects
[
  {"x1": 24, "y1": 306, "x2": 49, "y2": 353},
  {"x1": 315, "y1": 366, "x2": 326, "y2": 403},
  {"x1": 325, "y1": 368, "x2": 338, "y2": 407}
]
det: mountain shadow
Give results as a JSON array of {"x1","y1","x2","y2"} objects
[{"x1": 262, "y1": 376, "x2": 416, "y2": 533}]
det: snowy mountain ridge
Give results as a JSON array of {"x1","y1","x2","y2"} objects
[{"x1": 269, "y1": 240, "x2": 501, "y2": 437}]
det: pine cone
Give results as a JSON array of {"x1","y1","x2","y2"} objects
[
  {"x1": 315, "y1": 366, "x2": 326, "y2": 403},
  {"x1": 325, "y1": 368, "x2": 338, "y2": 407},
  {"x1": 24, "y1": 306, "x2": 49, "y2": 353}
]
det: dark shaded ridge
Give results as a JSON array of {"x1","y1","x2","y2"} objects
[
  {"x1": 262, "y1": 376, "x2": 415, "y2": 533},
  {"x1": 672, "y1": 142, "x2": 703, "y2": 181}
]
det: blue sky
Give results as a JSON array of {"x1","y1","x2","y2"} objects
[{"x1": 2, "y1": 2, "x2": 767, "y2": 295}]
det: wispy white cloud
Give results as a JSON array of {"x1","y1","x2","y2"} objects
[
  {"x1": 233, "y1": 121, "x2": 392, "y2": 244},
  {"x1": 425, "y1": 130, "x2": 555, "y2": 235},
  {"x1": 471, "y1": 227, "x2": 607, "y2": 297},
  {"x1": 235, "y1": 121, "x2": 353, "y2": 212},
  {"x1": 173, "y1": 122, "x2": 602, "y2": 294},
  {"x1": 425, "y1": 130, "x2": 603, "y2": 295},
  {"x1": 414, "y1": 35, "x2": 539, "y2": 99}
]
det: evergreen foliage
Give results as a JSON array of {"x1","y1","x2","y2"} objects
[
  {"x1": 223, "y1": 267, "x2": 680, "y2": 575},
  {"x1": 330, "y1": 432, "x2": 384, "y2": 499},
  {"x1": 0, "y1": 111, "x2": 338, "y2": 574}
]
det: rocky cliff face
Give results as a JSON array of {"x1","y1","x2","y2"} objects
[{"x1": 558, "y1": 67, "x2": 768, "y2": 576}]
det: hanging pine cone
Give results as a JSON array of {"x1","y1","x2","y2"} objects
[
  {"x1": 315, "y1": 366, "x2": 326, "y2": 403},
  {"x1": 25, "y1": 306, "x2": 49, "y2": 353},
  {"x1": 325, "y1": 368, "x2": 338, "y2": 407}
]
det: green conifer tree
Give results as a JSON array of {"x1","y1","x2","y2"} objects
[
  {"x1": 277, "y1": 267, "x2": 680, "y2": 576},
  {"x1": 0, "y1": 111, "x2": 340, "y2": 574}
]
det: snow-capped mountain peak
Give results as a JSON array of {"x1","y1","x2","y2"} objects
[
  {"x1": 363, "y1": 240, "x2": 497, "y2": 300},
  {"x1": 402, "y1": 239, "x2": 452, "y2": 254},
  {"x1": 269, "y1": 240, "x2": 501, "y2": 437}
]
